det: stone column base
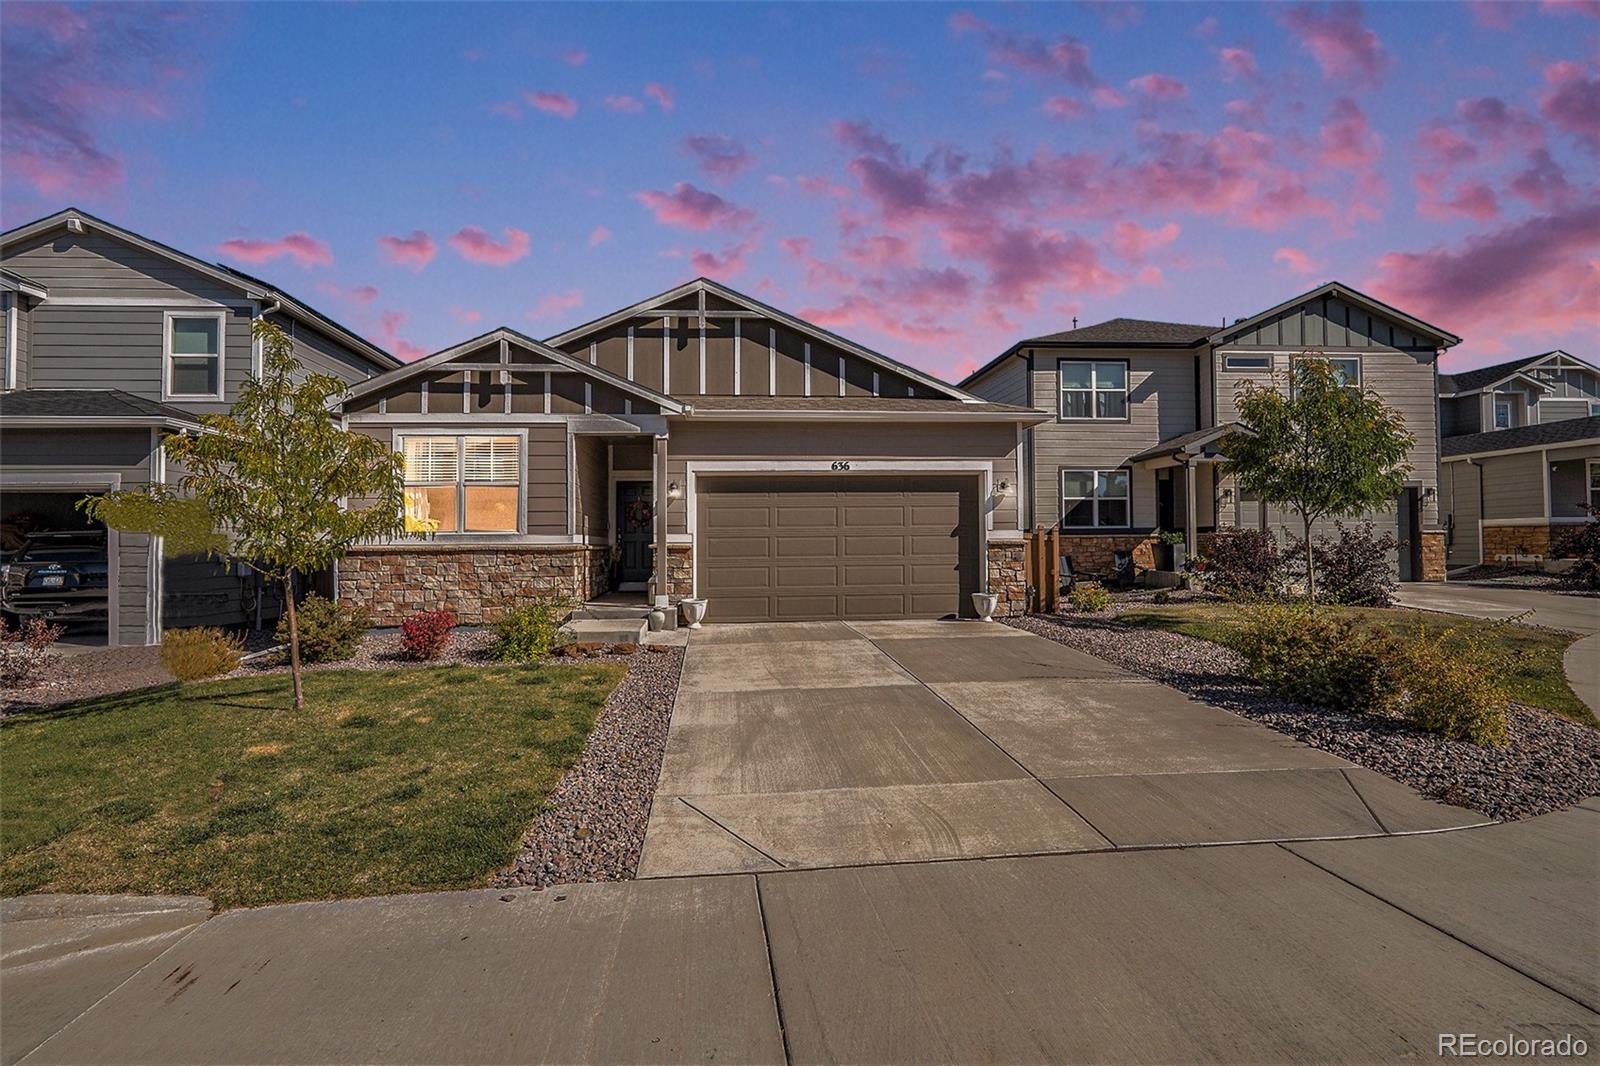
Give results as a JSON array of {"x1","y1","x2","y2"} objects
[{"x1": 985, "y1": 541, "x2": 1026, "y2": 618}]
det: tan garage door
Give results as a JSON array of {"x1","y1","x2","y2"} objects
[{"x1": 696, "y1": 475, "x2": 980, "y2": 622}]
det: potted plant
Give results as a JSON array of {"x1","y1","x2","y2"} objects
[
  {"x1": 1156, "y1": 529, "x2": 1187, "y2": 572},
  {"x1": 971, "y1": 591, "x2": 999, "y2": 622},
  {"x1": 679, "y1": 598, "x2": 708, "y2": 628}
]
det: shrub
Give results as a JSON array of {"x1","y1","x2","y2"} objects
[
  {"x1": 1199, "y1": 529, "x2": 1284, "y2": 599},
  {"x1": 160, "y1": 627, "x2": 244, "y2": 681},
  {"x1": 276, "y1": 594, "x2": 370, "y2": 663},
  {"x1": 1231, "y1": 602, "x2": 1406, "y2": 715},
  {"x1": 1298, "y1": 521, "x2": 1400, "y2": 607},
  {"x1": 491, "y1": 598, "x2": 571, "y2": 662},
  {"x1": 400, "y1": 609, "x2": 457, "y2": 662},
  {"x1": 1153, "y1": 589, "x2": 1171, "y2": 605},
  {"x1": 0, "y1": 616, "x2": 64, "y2": 689},
  {"x1": 1067, "y1": 581, "x2": 1112, "y2": 613},
  {"x1": 1556, "y1": 504, "x2": 1600, "y2": 590},
  {"x1": 1398, "y1": 625, "x2": 1510, "y2": 746}
]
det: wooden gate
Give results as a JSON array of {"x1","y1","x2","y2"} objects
[{"x1": 1021, "y1": 525, "x2": 1061, "y2": 614}]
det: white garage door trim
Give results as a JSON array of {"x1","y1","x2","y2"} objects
[
  {"x1": 684, "y1": 459, "x2": 994, "y2": 602},
  {"x1": 0, "y1": 472, "x2": 123, "y2": 646}
]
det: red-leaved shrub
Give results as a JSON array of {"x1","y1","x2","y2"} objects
[{"x1": 400, "y1": 609, "x2": 457, "y2": 661}]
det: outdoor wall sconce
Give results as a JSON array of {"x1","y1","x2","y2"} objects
[
  {"x1": 995, "y1": 479, "x2": 1011, "y2": 497},
  {"x1": 1221, "y1": 487, "x2": 1235, "y2": 502},
  {"x1": 667, "y1": 481, "x2": 682, "y2": 501},
  {"x1": 1423, "y1": 486, "x2": 1437, "y2": 499}
]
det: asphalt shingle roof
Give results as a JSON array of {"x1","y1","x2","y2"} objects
[
  {"x1": 1021, "y1": 318, "x2": 1215, "y2": 347},
  {"x1": 1438, "y1": 353, "x2": 1557, "y2": 394},
  {"x1": 0, "y1": 388, "x2": 201, "y2": 424},
  {"x1": 683, "y1": 395, "x2": 1042, "y2": 416},
  {"x1": 1441, "y1": 416, "x2": 1600, "y2": 457}
]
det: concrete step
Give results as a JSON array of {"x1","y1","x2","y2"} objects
[
  {"x1": 572, "y1": 604, "x2": 653, "y2": 621},
  {"x1": 561, "y1": 617, "x2": 649, "y2": 645}
]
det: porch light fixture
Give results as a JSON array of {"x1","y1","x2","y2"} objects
[
  {"x1": 996, "y1": 479, "x2": 1011, "y2": 497},
  {"x1": 1221, "y1": 487, "x2": 1235, "y2": 503},
  {"x1": 667, "y1": 481, "x2": 682, "y2": 501}
]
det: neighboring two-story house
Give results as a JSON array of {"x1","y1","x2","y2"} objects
[
  {"x1": 962, "y1": 281, "x2": 1460, "y2": 583},
  {"x1": 0, "y1": 208, "x2": 401, "y2": 646},
  {"x1": 1435, "y1": 351, "x2": 1600, "y2": 568}
]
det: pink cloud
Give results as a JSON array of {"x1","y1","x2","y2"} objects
[
  {"x1": 1457, "y1": 96, "x2": 1545, "y2": 153},
  {"x1": 1367, "y1": 199, "x2": 1600, "y2": 345},
  {"x1": 604, "y1": 94, "x2": 644, "y2": 113},
  {"x1": 373, "y1": 310, "x2": 430, "y2": 362},
  {"x1": 1415, "y1": 174, "x2": 1500, "y2": 221},
  {"x1": 561, "y1": 48, "x2": 588, "y2": 67},
  {"x1": 588, "y1": 225, "x2": 612, "y2": 247},
  {"x1": 450, "y1": 305, "x2": 482, "y2": 324},
  {"x1": 1539, "y1": 61, "x2": 1600, "y2": 152},
  {"x1": 781, "y1": 235, "x2": 854, "y2": 288},
  {"x1": 635, "y1": 182, "x2": 755, "y2": 231},
  {"x1": 1509, "y1": 149, "x2": 1573, "y2": 209},
  {"x1": 526, "y1": 291, "x2": 583, "y2": 321},
  {"x1": 1468, "y1": 1, "x2": 1524, "y2": 27},
  {"x1": 1318, "y1": 98, "x2": 1380, "y2": 168},
  {"x1": 377, "y1": 231, "x2": 438, "y2": 271},
  {"x1": 1092, "y1": 85, "x2": 1129, "y2": 108},
  {"x1": 1541, "y1": 0, "x2": 1600, "y2": 15},
  {"x1": 1105, "y1": 220, "x2": 1180, "y2": 261},
  {"x1": 1284, "y1": 3, "x2": 1389, "y2": 83},
  {"x1": 316, "y1": 281, "x2": 380, "y2": 305},
  {"x1": 800, "y1": 294, "x2": 960, "y2": 345},
  {"x1": 844, "y1": 234, "x2": 915, "y2": 270},
  {"x1": 1417, "y1": 124, "x2": 1477, "y2": 167},
  {"x1": 690, "y1": 239, "x2": 757, "y2": 280},
  {"x1": 1219, "y1": 46, "x2": 1258, "y2": 81},
  {"x1": 447, "y1": 226, "x2": 532, "y2": 265},
  {"x1": 524, "y1": 91, "x2": 577, "y2": 119},
  {"x1": 217, "y1": 232, "x2": 333, "y2": 269},
  {"x1": 948, "y1": 11, "x2": 1098, "y2": 86},
  {"x1": 1043, "y1": 96, "x2": 1086, "y2": 119},
  {"x1": 1273, "y1": 247, "x2": 1319, "y2": 274},
  {"x1": 1127, "y1": 73, "x2": 1189, "y2": 100},
  {"x1": 683, "y1": 133, "x2": 755, "y2": 180},
  {"x1": 644, "y1": 82, "x2": 675, "y2": 111}
]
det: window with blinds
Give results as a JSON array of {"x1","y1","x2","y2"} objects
[{"x1": 401, "y1": 435, "x2": 520, "y2": 534}]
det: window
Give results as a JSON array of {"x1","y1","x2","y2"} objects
[
  {"x1": 1589, "y1": 401, "x2": 1600, "y2": 417},
  {"x1": 164, "y1": 312, "x2": 224, "y2": 399},
  {"x1": 1223, "y1": 354, "x2": 1272, "y2": 370},
  {"x1": 1291, "y1": 354, "x2": 1361, "y2": 391},
  {"x1": 401, "y1": 435, "x2": 521, "y2": 534},
  {"x1": 1589, "y1": 460, "x2": 1600, "y2": 509},
  {"x1": 1494, "y1": 400, "x2": 1512, "y2": 430},
  {"x1": 1061, "y1": 468, "x2": 1130, "y2": 528},
  {"x1": 1059, "y1": 360, "x2": 1128, "y2": 420}
]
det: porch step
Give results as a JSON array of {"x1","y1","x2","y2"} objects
[
  {"x1": 561, "y1": 617, "x2": 649, "y2": 645},
  {"x1": 571, "y1": 604, "x2": 653, "y2": 621}
]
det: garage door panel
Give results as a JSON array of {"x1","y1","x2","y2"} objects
[{"x1": 697, "y1": 475, "x2": 978, "y2": 622}]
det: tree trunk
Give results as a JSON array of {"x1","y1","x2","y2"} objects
[
  {"x1": 283, "y1": 571, "x2": 304, "y2": 708},
  {"x1": 1302, "y1": 513, "x2": 1317, "y2": 604}
]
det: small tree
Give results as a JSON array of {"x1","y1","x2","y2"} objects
[
  {"x1": 83, "y1": 321, "x2": 406, "y2": 706},
  {"x1": 1222, "y1": 354, "x2": 1414, "y2": 603}
]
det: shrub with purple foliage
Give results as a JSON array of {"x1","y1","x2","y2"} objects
[
  {"x1": 400, "y1": 609, "x2": 457, "y2": 662},
  {"x1": 1296, "y1": 521, "x2": 1400, "y2": 607},
  {"x1": 1198, "y1": 529, "x2": 1285, "y2": 599}
]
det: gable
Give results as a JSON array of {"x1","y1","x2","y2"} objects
[
  {"x1": 1, "y1": 228, "x2": 249, "y2": 304},
  {"x1": 1218, "y1": 292, "x2": 1441, "y2": 352}
]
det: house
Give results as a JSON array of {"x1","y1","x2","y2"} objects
[
  {"x1": 962, "y1": 281, "x2": 1461, "y2": 582},
  {"x1": 332, "y1": 279, "x2": 1046, "y2": 625},
  {"x1": 0, "y1": 208, "x2": 401, "y2": 646},
  {"x1": 1435, "y1": 351, "x2": 1600, "y2": 569}
]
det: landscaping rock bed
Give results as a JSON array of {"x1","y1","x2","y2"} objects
[
  {"x1": 1012, "y1": 613, "x2": 1600, "y2": 821},
  {"x1": 495, "y1": 646, "x2": 683, "y2": 889}
]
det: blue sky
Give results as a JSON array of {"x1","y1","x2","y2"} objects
[{"x1": 2, "y1": 1, "x2": 1596, "y2": 378}]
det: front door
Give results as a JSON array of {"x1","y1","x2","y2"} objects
[
  {"x1": 616, "y1": 482, "x2": 654, "y2": 587},
  {"x1": 1398, "y1": 487, "x2": 1422, "y2": 581}
]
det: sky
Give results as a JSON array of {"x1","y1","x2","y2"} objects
[{"x1": 1, "y1": 1, "x2": 1596, "y2": 381}]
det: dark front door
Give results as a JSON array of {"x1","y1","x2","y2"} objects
[
  {"x1": 616, "y1": 482, "x2": 654, "y2": 586},
  {"x1": 1398, "y1": 487, "x2": 1422, "y2": 581},
  {"x1": 1156, "y1": 471, "x2": 1176, "y2": 532}
]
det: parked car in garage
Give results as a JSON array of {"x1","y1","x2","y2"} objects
[{"x1": 0, "y1": 530, "x2": 109, "y2": 624}]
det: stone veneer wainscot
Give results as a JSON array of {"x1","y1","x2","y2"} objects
[{"x1": 339, "y1": 544, "x2": 612, "y2": 626}]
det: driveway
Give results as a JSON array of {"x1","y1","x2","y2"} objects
[
  {"x1": 638, "y1": 620, "x2": 1486, "y2": 877},
  {"x1": 1396, "y1": 581, "x2": 1600, "y2": 715}
]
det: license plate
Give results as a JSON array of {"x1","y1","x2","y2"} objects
[{"x1": 39, "y1": 575, "x2": 65, "y2": 587}]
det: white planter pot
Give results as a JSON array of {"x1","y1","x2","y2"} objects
[
  {"x1": 971, "y1": 592, "x2": 999, "y2": 622},
  {"x1": 679, "y1": 598, "x2": 708, "y2": 629}
]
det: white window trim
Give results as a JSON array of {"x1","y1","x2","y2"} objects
[
  {"x1": 1223, "y1": 354, "x2": 1272, "y2": 371},
  {"x1": 1290, "y1": 353, "x2": 1362, "y2": 390},
  {"x1": 1060, "y1": 466, "x2": 1132, "y2": 530},
  {"x1": 1493, "y1": 398, "x2": 1513, "y2": 430},
  {"x1": 162, "y1": 309, "x2": 227, "y2": 402},
  {"x1": 397, "y1": 432, "x2": 526, "y2": 536},
  {"x1": 1587, "y1": 459, "x2": 1600, "y2": 510},
  {"x1": 1057, "y1": 359, "x2": 1130, "y2": 422}
]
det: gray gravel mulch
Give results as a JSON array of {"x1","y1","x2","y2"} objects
[
  {"x1": 494, "y1": 646, "x2": 683, "y2": 889},
  {"x1": 1, "y1": 645, "x2": 175, "y2": 714},
  {"x1": 1011, "y1": 613, "x2": 1600, "y2": 822}
]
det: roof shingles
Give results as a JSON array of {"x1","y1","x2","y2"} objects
[
  {"x1": 0, "y1": 388, "x2": 201, "y2": 424},
  {"x1": 1441, "y1": 416, "x2": 1600, "y2": 457}
]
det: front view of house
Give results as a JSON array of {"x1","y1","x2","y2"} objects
[{"x1": 334, "y1": 279, "x2": 1044, "y2": 625}]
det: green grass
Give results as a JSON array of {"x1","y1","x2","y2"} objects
[
  {"x1": 1116, "y1": 602, "x2": 1595, "y2": 728},
  {"x1": 0, "y1": 664, "x2": 624, "y2": 907}
]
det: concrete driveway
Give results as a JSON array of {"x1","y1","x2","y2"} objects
[{"x1": 638, "y1": 620, "x2": 1486, "y2": 877}]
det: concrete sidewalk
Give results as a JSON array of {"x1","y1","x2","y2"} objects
[{"x1": 13, "y1": 811, "x2": 1599, "y2": 1064}]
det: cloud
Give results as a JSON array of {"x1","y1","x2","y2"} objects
[
  {"x1": 1539, "y1": 61, "x2": 1600, "y2": 152},
  {"x1": 604, "y1": 94, "x2": 644, "y2": 113},
  {"x1": 316, "y1": 281, "x2": 379, "y2": 305},
  {"x1": 561, "y1": 48, "x2": 588, "y2": 67},
  {"x1": 1457, "y1": 96, "x2": 1544, "y2": 153},
  {"x1": 1219, "y1": 46, "x2": 1258, "y2": 81},
  {"x1": 948, "y1": 11, "x2": 1098, "y2": 86},
  {"x1": 1367, "y1": 199, "x2": 1600, "y2": 343},
  {"x1": 450, "y1": 305, "x2": 482, "y2": 324},
  {"x1": 447, "y1": 226, "x2": 532, "y2": 265},
  {"x1": 1318, "y1": 98, "x2": 1380, "y2": 168},
  {"x1": 1509, "y1": 148, "x2": 1573, "y2": 209},
  {"x1": 588, "y1": 225, "x2": 612, "y2": 247},
  {"x1": 377, "y1": 231, "x2": 438, "y2": 271},
  {"x1": 683, "y1": 133, "x2": 756, "y2": 180},
  {"x1": 524, "y1": 90, "x2": 578, "y2": 119},
  {"x1": 1468, "y1": 1, "x2": 1524, "y2": 27},
  {"x1": 1043, "y1": 96, "x2": 1086, "y2": 119},
  {"x1": 1273, "y1": 246, "x2": 1320, "y2": 274},
  {"x1": 635, "y1": 182, "x2": 755, "y2": 231},
  {"x1": 1414, "y1": 173, "x2": 1499, "y2": 221},
  {"x1": 1417, "y1": 124, "x2": 1477, "y2": 167},
  {"x1": 1092, "y1": 85, "x2": 1129, "y2": 108},
  {"x1": 217, "y1": 232, "x2": 333, "y2": 268},
  {"x1": 1284, "y1": 3, "x2": 1389, "y2": 83},
  {"x1": 1105, "y1": 220, "x2": 1180, "y2": 261},
  {"x1": 690, "y1": 239, "x2": 758, "y2": 280},
  {"x1": 1127, "y1": 73, "x2": 1189, "y2": 100},
  {"x1": 526, "y1": 290, "x2": 584, "y2": 321},
  {"x1": 373, "y1": 310, "x2": 430, "y2": 361},
  {"x1": 644, "y1": 82, "x2": 675, "y2": 111}
]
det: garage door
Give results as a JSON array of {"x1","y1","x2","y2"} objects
[{"x1": 696, "y1": 475, "x2": 980, "y2": 622}]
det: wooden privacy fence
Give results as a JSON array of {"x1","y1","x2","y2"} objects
[{"x1": 1021, "y1": 525, "x2": 1061, "y2": 615}]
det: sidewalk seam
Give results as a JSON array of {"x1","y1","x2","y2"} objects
[
  {"x1": 1338, "y1": 769, "x2": 1391, "y2": 835},
  {"x1": 678, "y1": 796, "x2": 789, "y2": 868},
  {"x1": 753, "y1": 875, "x2": 795, "y2": 1066}
]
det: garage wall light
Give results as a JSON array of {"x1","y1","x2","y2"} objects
[{"x1": 667, "y1": 481, "x2": 682, "y2": 501}]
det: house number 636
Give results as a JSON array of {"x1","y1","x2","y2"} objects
[{"x1": 831, "y1": 460, "x2": 852, "y2": 471}]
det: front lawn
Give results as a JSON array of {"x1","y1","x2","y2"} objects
[
  {"x1": 1115, "y1": 602, "x2": 1594, "y2": 728},
  {"x1": 1, "y1": 664, "x2": 623, "y2": 907}
]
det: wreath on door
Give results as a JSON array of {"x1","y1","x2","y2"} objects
[{"x1": 625, "y1": 498, "x2": 654, "y2": 531}]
